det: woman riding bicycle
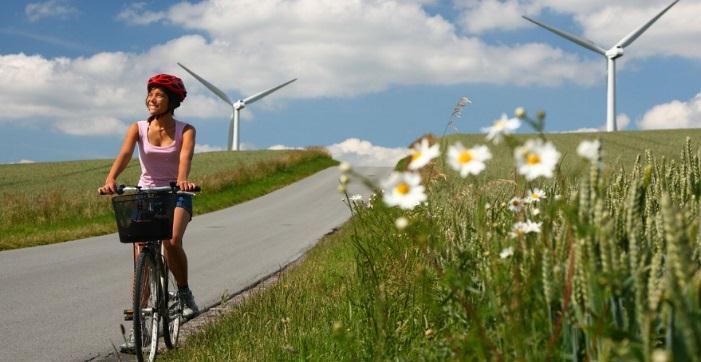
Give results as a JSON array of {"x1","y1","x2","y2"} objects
[{"x1": 98, "y1": 73, "x2": 199, "y2": 350}]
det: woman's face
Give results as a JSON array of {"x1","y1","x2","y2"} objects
[{"x1": 146, "y1": 87, "x2": 170, "y2": 115}]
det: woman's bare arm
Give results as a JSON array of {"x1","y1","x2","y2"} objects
[
  {"x1": 98, "y1": 123, "x2": 139, "y2": 194},
  {"x1": 177, "y1": 125, "x2": 196, "y2": 191}
]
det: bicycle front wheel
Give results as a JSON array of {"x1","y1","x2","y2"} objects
[
  {"x1": 161, "y1": 261, "x2": 182, "y2": 349},
  {"x1": 133, "y1": 250, "x2": 161, "y2": 362}
]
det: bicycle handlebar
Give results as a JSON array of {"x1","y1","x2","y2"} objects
[{"x1": 99, "y1": 181, "x2": 201, "y2": 195}]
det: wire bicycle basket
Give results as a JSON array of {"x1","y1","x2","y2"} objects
[{"x1": 111, "y1": 192, "x2": 176, "y2": 243}]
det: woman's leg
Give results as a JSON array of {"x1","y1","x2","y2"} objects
[
  {"x1": 164, "y1": 207, "x2": 190, "y2": 288},
  {"x1": 164, "y1": 205, "x2": 199, "y2": 317}
]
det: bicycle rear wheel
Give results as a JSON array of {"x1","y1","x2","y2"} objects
[
  {"x1": 161, "y1": 262, "x2": 182, "y2": 349},
  {"x1": 133, "y1": 250, "x2": 161, "y2": 362}
]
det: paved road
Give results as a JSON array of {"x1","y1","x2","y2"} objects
[{"x1": 0, "y1": 166, "x2": 390, "y2": 361}]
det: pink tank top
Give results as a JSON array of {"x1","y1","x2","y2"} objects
[{"x1": 136, "y1": 119, "x2": 187, "y2": 187}]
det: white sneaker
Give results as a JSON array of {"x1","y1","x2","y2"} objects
[
  {"x1": 178, "y1": 288, "x2": 199, "y2": 318},
  {"x1": 119, "y1": 329, "x2": 150, "y2": 354},
  {"x1": 119, "y1": 331, "x2": 136, "y2": 354}
]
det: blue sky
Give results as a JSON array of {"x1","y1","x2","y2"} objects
[{"x1": 1, "y1": 0, "x2": 700, "y2": 165}]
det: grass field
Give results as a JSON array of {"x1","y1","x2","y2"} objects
[
  {"x1": 439, "y1": 129, "x2": 700, "y2": 180},
  {"x1": 0, "y1": 148, "x2": 336, "y2": 250},
  {"x1": 163, "y1": 128, "x2": 701, "y2": 361}
]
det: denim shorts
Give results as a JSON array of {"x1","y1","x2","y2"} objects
[{"x1": 176, "y1": 194, "x2": 193, "y2": 217}]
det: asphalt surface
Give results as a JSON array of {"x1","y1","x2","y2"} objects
[{"x1": 0, "y1": 166, "x2": 390, "y2": 361}]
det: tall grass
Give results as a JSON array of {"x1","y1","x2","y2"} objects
[
  {"x1": 163, "y1": 128, "x2": 701, "y2": 361},
  {"x1": 343, "y1": 132, "x2": 701, "y2": 360},
  {"x1": 0, "y1": 148, "x2": 335, "y2": 250}
]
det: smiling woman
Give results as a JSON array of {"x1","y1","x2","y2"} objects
[{"x1": 97, "y1": 72, "x2": 202, "y2": 351}]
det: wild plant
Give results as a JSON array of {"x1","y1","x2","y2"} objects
[{"x1": 338, "y1": 104, "x2": 701, "y2": 360}]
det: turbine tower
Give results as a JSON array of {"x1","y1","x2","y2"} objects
[
  {"x1": 178, "y1": 62, "x2": 297, "y2": 150},
  {"x1": 523, "y1": 0, "x2": 678, "y2": 132}
]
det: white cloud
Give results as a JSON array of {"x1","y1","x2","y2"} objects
[
  {"x1": 54, "y1": 117, "x2": 128, "y2": 136},
  {"x1": 637, "y1": 92, "x2": 701, "y2": 129},
  {"x1": 195, "y1": 143, "x2": 225, "y2": 153},
  {"x1": 326, "y1": 138, "x2": 408, "y2": 167},
  {"x1": 616, "y1": 113, "x2": 631, "y2": 130},
  {"x1": 0, "y1": 44, "x2": 228, "y2": 135},
  {"x1": 564, "y1": 127, "x2": 600, "y2": 133},
  {"x1": 4, "y1": 0, "x2": 695, "y2": 138},
  {"x1": 574, "y1": 1, "x2": 701, "y2": 60},
  {"x1": 457, "y1": 0, "x2": 541, "y2": 34},
  {"x1": 116, "y1": 2, "x2": 166, "y2": 25},
  {"x1": 239, "y1": 142, "x2": 257, "y2": 151},
  {"x1": 164, "y1": 0, "x2": 599, "y2": 98},
  {"x1": 457, "y1": 1, "x2": 700, "y2": 60},
  {"x1": 2, "y1": 159, "x2": 35, "y2": 165},
  {"x1": 26, "y1": 0, "x2": 79, "y2": 22},
  {"x1": 268, "y1": 144, "x2": 303, "y2": 150}
]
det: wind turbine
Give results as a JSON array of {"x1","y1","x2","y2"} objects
[
  {"x1": 178, "y1": 62, "x2": 297, "y2": 150},
  {"x1": 523, "y1": 0, "x2": 679, "y2": 132}
]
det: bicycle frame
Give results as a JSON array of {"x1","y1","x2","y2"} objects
[{"x1": 102, "y1": 183, "x2": 198, "y2": 360}]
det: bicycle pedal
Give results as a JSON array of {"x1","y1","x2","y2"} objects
[{"x1": 123, "y1": 309, "x2": 134, "y2": 321}]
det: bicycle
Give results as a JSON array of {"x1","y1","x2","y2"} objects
[{"x1": 102, "y1": 183, "x2": 199, "y2": 362}]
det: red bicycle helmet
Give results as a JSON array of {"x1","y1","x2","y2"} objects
[{"x1": 147, "y1": 74, "x2": 187, "y2": 103}]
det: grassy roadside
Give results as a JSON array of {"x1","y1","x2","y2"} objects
[
  {"x1": 162, "y1": 129, "x2": 701, "y2": 360},
  {"x1": 164, "y1": 217, "x2": 360, "y2": 361},
  {"x1": 0, "y1": 149, "x2": 336, "y2": 251}
]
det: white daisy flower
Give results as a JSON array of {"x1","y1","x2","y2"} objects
[
  {"x1": 577, "y1": 139, "x2": 601, "y2": 163},
  {"x1": 514, "y1": 107, "x2": 526, "y2": 119},
  {"x1": 525, "y1": 188, "x2": 546, "y2": 203},
  {"x1": 499, "y1": 247, "x2": 514, "y2": 259},
  {"x1": 514, "y1": 139, "x2": 561, "y2": 180},
  {"x1": 339, "y1": 162, "x2": 352, "y2": 173},
  {"x1": 447, "y1": 142, "x2": 492, "y2": 177},
  {"x1": 525, "y1": 220, "x2": 542, "y2": 233},
  {"x1": 510, "y1": 220, "x2": 542, "y2": 238},
  {"x1": 508, "y1": 197, "x2": 524, "y2": 213},
  {"x1": 482, "y1": 113, "x2": 521, "y2": 144},
  {"x1": 381, "y1": 172, "x2": 427, "y2": 210},
  {"x1": 408, "y1": 138, "x2": 440, "y2": 170},
  {"x1": 510, "y1": 222, "x2": 529, "y2": 238},
  {"x1": 395, "y1": 216, "x2": 409, "y2": 230}
]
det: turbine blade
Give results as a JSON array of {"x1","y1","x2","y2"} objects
[
  {"x1": 615, "y1": 0, "x2": 679, "y2": 48},
  {"x1": 523, "y1": 16, "x2": 607, "y2": 55},
  {"x1": 177, "y1": 62, "x2": 234, "y2": 106},
  {"x1": 243, "y1": 78, "x2": 297, "y2": 105}
]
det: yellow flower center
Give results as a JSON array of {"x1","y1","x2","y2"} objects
[
  {"x1": 531, "y1": 193, "x2": 539, "y2": 199},
  {"x1": 526, "y1": 153, "x2": 541, "y2": 165},
  {"x1": 395, "y1": 182, "x2": 410, "y2": 195},
  {"x1": 411, "y1": 151, "x2": 422, "y2": 161},
  {"x1": 458, "y1": 151, "x2": 473, "y2": 164}
]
